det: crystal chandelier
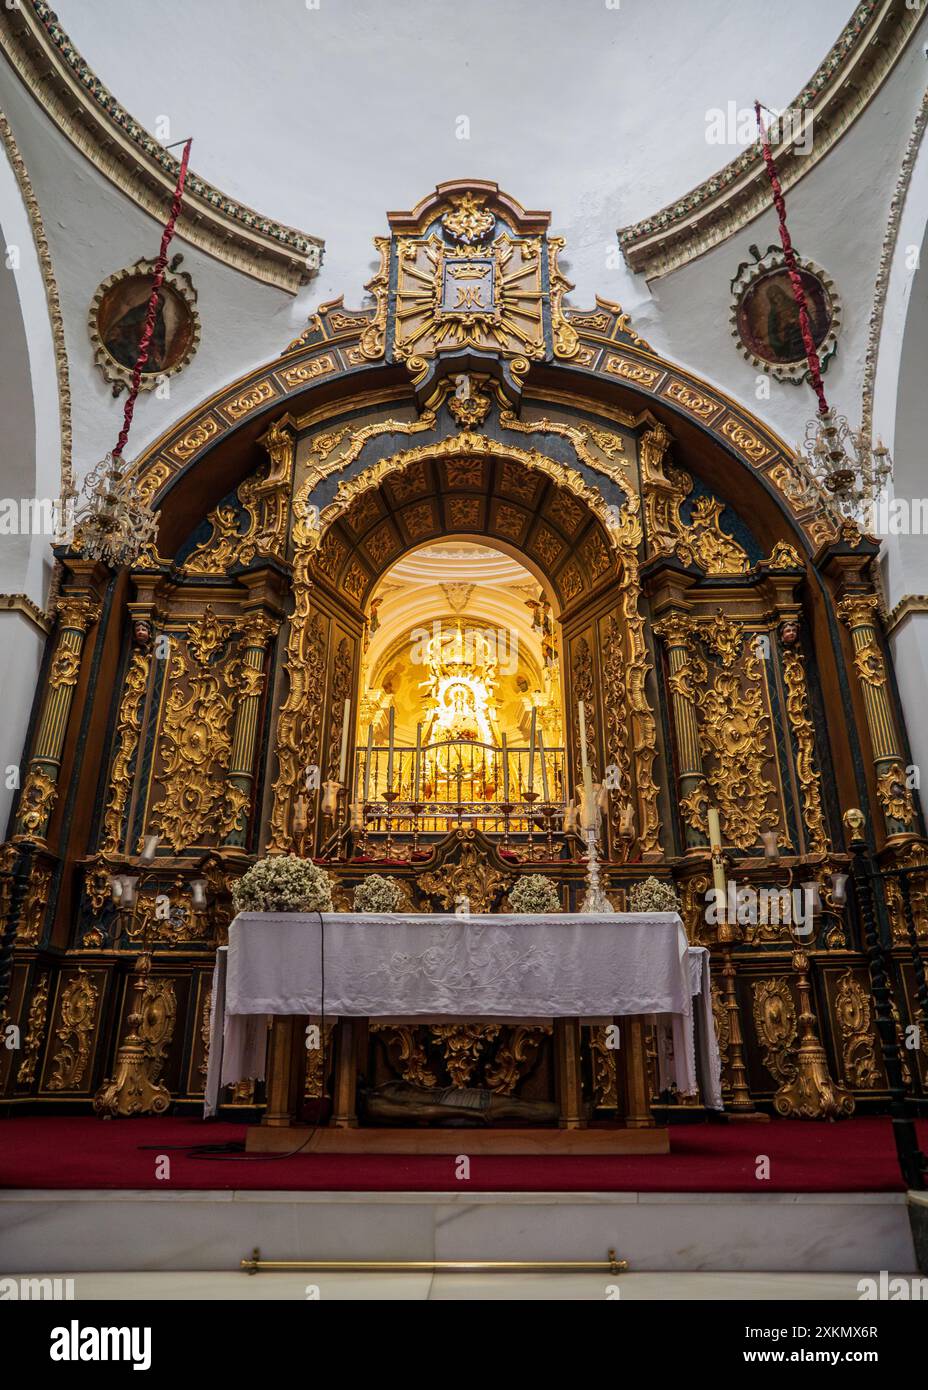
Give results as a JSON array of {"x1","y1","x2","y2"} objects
[
  {"x1": 794, "y1": 409, "x2": 892, "y2": 523},
  {"x1": 73, "y1": 453, "x2": 159, "y2": 567},
  {"x1": 755, "y1": 103, "x2": 892, "y2": 527}
]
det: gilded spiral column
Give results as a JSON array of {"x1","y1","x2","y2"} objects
[
  {"x1": 222, "y1": 611, "x2": 279, "y2": 850},
  {"x1": 654, "y1": 612, "x2": 708, "y2": 852},
  {"x1": 14, "y1": 591, "x2": 101, "y2": 843},
  {"x1": 837, "y1": 594, "x2": 916, "y2": 838}
]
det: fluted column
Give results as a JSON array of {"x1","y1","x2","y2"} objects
[
  {"x1": 222, "y1": 611, "x2": 279, "y2": 850},
  {"x1": 838, "y1": 594, "x2": 917, "y2": 838},
  {"x1": 14, "y1": 590, "x2": 101, "y2": 844},
  {"x1": 654, "y1": 611, "x2": 708, "y2": 851}
]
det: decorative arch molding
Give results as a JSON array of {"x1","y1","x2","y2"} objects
[{"x1": 128, "y1": 178, "x2": 839, "y2": 562}]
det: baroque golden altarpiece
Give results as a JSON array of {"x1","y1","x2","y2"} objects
[{"x1": 1, "y1": 181, "x2": 926, "y2": 1125}]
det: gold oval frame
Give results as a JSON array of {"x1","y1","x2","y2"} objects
[
  {"x1": 89, "y1": 257, "x2": 200, "y2": 393},
  {"x1": 729, "y1": 246, "x2": 841, "y2": 385}
]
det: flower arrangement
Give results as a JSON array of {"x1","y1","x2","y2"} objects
[
  {"x1": 628, "y1": 875, "x2": 681, "y2": 914},
  {"x1": 508, "y1": 874, "x2": 562, "y2": 914},
  {"x1": 231, "y1": 854, "x2": 333, "y2": 913},
  {"x1": 353, "y1": 874, "x2": 403, "y2": 913}
]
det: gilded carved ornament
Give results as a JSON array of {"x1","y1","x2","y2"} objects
[
  {"x1": 149, "y1": 608, "x2": 241, "y2": 853},
  {"x1": 637, "y1": 421, "x2": 750, "y2": 576},
  {"x1": 100, "y1": 649, "x2": 151, "y2": 856},
  {"x1": 182, "y1": 420, "x2": 295, "y2": 575}
]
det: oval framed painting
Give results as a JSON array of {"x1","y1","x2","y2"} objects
[
  {"x1": 89, "y1": 257, "x2": 200, "y2": 392},
  {"x1": 730, "y1": 247, "x2": 840, "y2": 383}
]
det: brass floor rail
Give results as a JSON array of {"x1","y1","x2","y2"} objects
[{"x1": 241, "y1": 1247, "x2": 627, "y2": 1275}]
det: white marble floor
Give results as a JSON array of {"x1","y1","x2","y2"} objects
[{"x1": 2, "y1": 1270, "x2": 898, "y2": 1300}]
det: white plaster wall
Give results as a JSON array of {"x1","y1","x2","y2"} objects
[{"x1": 0, "y1": 120, "x2": 61, "y2": 603}]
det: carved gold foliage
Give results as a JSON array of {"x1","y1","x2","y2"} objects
[
  {"x1": 149, "y1": 609, "x2": 240, "y2": 852},
  {"x1": 590, "y1": 1026, "x2": 619, "y2": 1107},
  {"x1": 485, "y1": 1025, "x2": 550, "y2": 1096},
  {"x1": 15, "y1": 767, "x2": 58, "y2": 841},
  {"x1": 183, "y1": 420, "x2": 295, "y2": 575},
  {"x1": 16, "y1": 971, "x2": 49, "y2": 1087},
  {"x1": 431, "y1": 1024, "x2": 501, "y2": 1088},
  {"x1": 325, "y1": 637, "x2": 354, "y2": 783},
  {"x1": 710, "y1": 976, "x2": 731, "y2": 1084},
  {"x1": 677, "y1": 496, "x2": 750, "y2": 575},
  {"x1": 18, "y1": 866, "x2": 51, "y2": 946},
  {"x1": 441, "y1": 192, "x2": 495, "y2": 244},
  {"x1": 781, "y1": 647, "x2": 829, "y2": 854},
  {"x1": 767, "y1": 541, "x2": 804, "y2": 570},
  {"x1": 853, "y1": 640, "x2": 886, "y2": 689},
  {"x1": 418, "y1": 843, "x2": 510, "y2": 913},
  {"x1": 603, "y1": 615, "x2": 634, "y2": 859},
  {"x1": 47, "y1": 970, "x2": 99, "y2": 1091},
  {"x1": 617, "y1": 496, "x2": 662, "y2": 856},
  {"x1": 371, "y1": 1024, "x2": 439, "y2": 1089},
  {"x1": 834, "y1": 969, "x2": 881, "y2": 1090},
  {"x1": 100, "y1": 650, "x2": 151, "y2": 855},
  {"x1": 693, "y1": 618, "x2": 777, "y2": 851},
  {"x1": 752, "y1": 978, "x2": 798, "y2": 1085},
  {"x1": 305, "y1": 1021, "x2": 336, "y2": 1098},
  {"x1": 140, "y1": 978, "x2": 177, "y2": 1081},
  {"x1": 268, "y1": 596, "x2": 328, "y2": 853},
  {"x1": 876, "y1": 763, "x2": 916, "y2": 826}
]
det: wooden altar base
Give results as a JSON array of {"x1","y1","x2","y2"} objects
[{"x1": 245, "y1": 1125, "x2": 671, "y2": 1155}]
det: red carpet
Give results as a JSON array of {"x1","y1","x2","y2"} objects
[{"x1": 0, "y1": 1115, "x2": 924, "y2": 1192}]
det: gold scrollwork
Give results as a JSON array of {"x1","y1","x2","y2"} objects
[
  {"x1": 100, "y1": 650, "x2": 151, "y2": 855},
  {"x1": 752, "y1": 978, "x2": 798, "y2": 1085},
  {"x1": 47, "y1": 970, "x2": 99, "y2": 1091},
  {"x1": 781, "y1": 647, "x2": 830, "y2": 854},
  {"x1": 834, "y1": 969, "x2": 881, "y2": 1089},
  {"x1": 149, "y1": 608, "x2": 240, "y2": 852}
]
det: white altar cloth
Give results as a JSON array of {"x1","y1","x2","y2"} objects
[{"x1": 204, "y1": 911, "x2": 722, "y2": 1116}]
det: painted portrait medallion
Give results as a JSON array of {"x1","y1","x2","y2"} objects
[
  {"x1": 730, "y1": 248, "x2": 840, "y2": 383},
  {"x1": 89, "y1": 258, "x2": 200, "y2": 392}
]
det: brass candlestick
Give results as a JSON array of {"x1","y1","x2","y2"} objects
[{"x1": 499, "y1": 801, "x2": 514, "y2": 852}]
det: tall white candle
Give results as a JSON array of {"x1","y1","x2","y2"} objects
[
  {"x1": 338, "y1": 698, "x2": 351, "y2": 785},
  {"x1": 363, "y1": 722, "x2": 373, "y2": 802},
  {"x1": 578, "y1": 700, "x2": 589, "y2": 770},
  {"x1": 414, "y1": 722, "x2": 422, "y2": 801},
  {"x1": 707, "y1": 806, "x2": 727, "y2": 895},
  {"x1": 527, "y1": 707, "x2": 537, "y2": 793},
  {"x1": 386, "y1": 706, "x2": 395, "y2": 789},
  {"x1": 537, "y1": 728, "x2": 550, "y2": 800}
]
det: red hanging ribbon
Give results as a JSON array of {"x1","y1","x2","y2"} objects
[
  {"x1": 113, "y1": 139, "x2": 192, "y2": 460},
  {"x1": 754, "y1": 102, "x2": 829, "y2": 417}
]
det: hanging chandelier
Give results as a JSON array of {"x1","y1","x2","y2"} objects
[
  {"x1": 755, "y1": 103, "x2": 892, "y2": 525},
  {"x1": 75, "y1": 140, "x2": 192, "y2": 568},
  {"x1": 73, "y1": 452, "x2": 159, "y2": 567}
]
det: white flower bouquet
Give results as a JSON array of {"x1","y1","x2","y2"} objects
[
  {"x1": 353, "y1": 874, "x2": 403, "y2": 913},
  {"x1": 231, "y1": 854, "x2": 333, "y2": 913},
  {"x1": 508, "y1": 874, "x2": 562, "y2": 914},
  {"x1": 628, "y1": 875, "x2": 680, "y2": 914}
]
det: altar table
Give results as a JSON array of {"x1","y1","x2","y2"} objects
[{"x1": 205, "y1": 911, "x2": 722, "y2": 1153}]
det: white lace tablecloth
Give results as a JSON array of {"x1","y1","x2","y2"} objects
[{"x1": 204, "y1": 911, "x2": 722, "y2": 1115}]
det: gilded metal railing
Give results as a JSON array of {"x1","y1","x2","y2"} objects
[{"x1": 352, "y1": 738, "x2": 566, "y2": 841}]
